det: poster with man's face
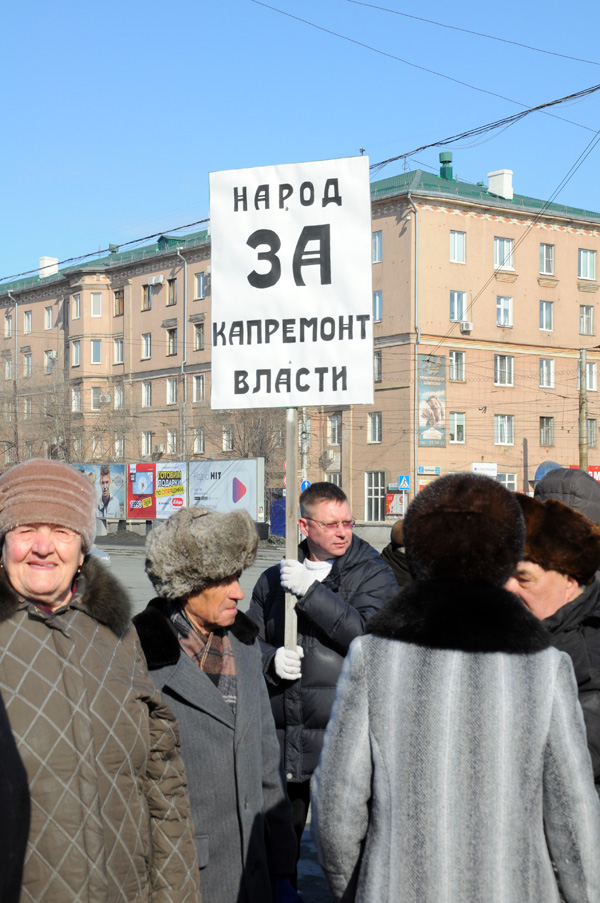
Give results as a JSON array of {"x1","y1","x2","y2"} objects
[{"x1": 76, "y1": 464, "x2": 125, "y2": 519}]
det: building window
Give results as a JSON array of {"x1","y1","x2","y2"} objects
[
  {"x1": 587, "y1": 418, "x2": 597, "y2": 448},
  {"x1": 328, "y1": 414, "x2": 342, "y2": 446},
  {"x1": 142, "y1": 381, "x2": 152, "y2": 407},
  {"x1": 539, "y1": 300, "x2": 554, "y2": 331},
  {"x1": 193, "y1": 428, "x2": 205, "y2": 455},
  {"x1": 91, "y1": 387, "x2": 101, "y2": 410},
  {"x1": 92, "y1": 435, "x2": 103, "y2": 459},
  {"x1": 449, "y1": 350, "x2": 465, "y2": 381},
  {"x1": 72, "y1": 294, "x2": 81, "y2": 319},
  {"x1": 113, "y1": 338, "x2": 124, "y2": 364},
  {"x1": 167, "y1": 279, "x2": 177, "y2": 306},
  {"x1": 372, "y1": 291, "x2": 382, "y2": 323},
  {"x1": 449, "y1": 412, "x2": 465, "y2": 443},
  {"x1": 166, "y1": 377, "x2": 178, "y2": 405},
  {"x1": 365, "y1": 471, "x2": 386, "y2": 522},
  {"x1": 497, "y1": 473, "x2": 517, "y2": 491},
  {"x1": 193, "y1": 374, "x2": 205, "y2": 402},
  {"x1": 114, "y1": 385, "x2": 123, "y2": 410},
  {"x1": 326, "y1": 472, "x2": 342, "y2": 487},
  {"x1": 222, "y1": 425, "x2": 234, "y2": 452},
  {"x1": 539, "y1": 358, "x2": 555, "y2": 389},
  {"x1": 494, "y1": 236, "x2": 514, "y2": 270},
  {"x1": 72, "y1": 340, "x2": 80, "y2": 367},
  {"x1": 44, "y1": 350, "x2": 54, "y2": 374},
  {"x1": 114, "y1": 436, "x2": 125, "y2": 458},
  {"x1": 72, "y1": 436, "x2": 82, "y2": 460},
  {"x1": 580, "y1": 305, "x2": 595, "y2": 335},
  {"x1": 195, "y1": 272, "x2": 205, "y2": 300},
  {"x1": 4, "y1": 358, "x2": 11, "y2": 380},
  {"x1": 4, "y1": 315, "x2": 12, "y2": 338},
  {"x1": 496, "y1": 296, "x2": 513, "y2": 328},
  {"x1": 540, "y1": 416, "x2": 554, "y2": 446},
  {"x1": 114, "y1": 289, "x2": 124, "y2": 316},
  {"x1": 142, "y1": 285, "x2": 152, "y2": 310},
  {"x1": 71, "y1": 387, "x2": 82, "y2": 412},
  {"x1": 23, "y1": 311, "x2": 32, "y2": 334},
  {"x1": 194, "y1": 323, "x2": 205, "y2": 351},
  {"x1": 23, "y1": 397, "x2": 32, "y2": 420},
  {"x1": 167, "y1": 429, "x2": 178, "y2": 455},
  {"x1": 167, "y1": 327, "x2": 178, "y2": 356},
  {"x1": 141, "y1": 333, "x2": 151, "y2": 359},
  {"x1": 450, "y1": 230, "x2": 466, "y2": 264},
  {"x1": 494, "y1": 414, "x2": 514, "y2": 445},
  {"x1": 142, "y1": 431, "x2": 152, "y2": 457},
  {"x1": 450, "y1": 290, "x2": 466, "y2": 322},
  {"x1": 372, "y1": 231, "x2": 382, "y2": 264},
  {"x1": 494, "y1": 354, "x2": 514, "y2": 386},
  {"x1": 44, "y1": 306, "x2": 53, "y2": 330},
  {"x1": 540, "y1": 243, "x2": 554, "y2": 275},
  {"x1": 373, "y1": 351, "x2": 382, "y2": 383},
  {"x1": 91, "y1": 292, "x2": 102, "y2": 317},
  {"x1": 588, "y1": 361, "x2": 598, "y2": 392},
  {"x1": 91, "y1": 340, "x2": 101, "y2": 364},
  {"x1": 23, "y1": 353, "x2": 32, "y2": 377},
  {"x1": 579, "y1": 249, "x2": 596, "y2": 280},
  {"x1": 368, "y1": 411, "x2": 382, "y2": 444}
]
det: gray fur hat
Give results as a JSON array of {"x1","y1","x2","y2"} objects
[{"x1": 145, "y1": 506, "x2": 258, "y2": 600}]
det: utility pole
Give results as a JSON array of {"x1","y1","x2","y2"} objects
[{"x1": 579, "y1": 348, "x2": 588, "y2": 472}]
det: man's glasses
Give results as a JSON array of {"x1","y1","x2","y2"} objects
[{"x1": 304, "y1": 517, "x2": 355, "y2": 532}]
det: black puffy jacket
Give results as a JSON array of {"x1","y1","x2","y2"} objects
[{"x1": 247, "y1": 535, "x2": 398, "y2": 783}]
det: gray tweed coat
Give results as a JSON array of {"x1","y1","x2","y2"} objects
[{"x1": 311, "y1": 580, "x2": 600, "y2": 903}]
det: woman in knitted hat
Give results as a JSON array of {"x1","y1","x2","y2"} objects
[
  {"x1": 134, "y1": 506, "x2": 298, "y2": 903},
  {"x1": 0, "y1": 459, "x2": 200, "y2": 903},
  {"x1": 311, "y1": 473, "x2": 600, "y2": 903}
]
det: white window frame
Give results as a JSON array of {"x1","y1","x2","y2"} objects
[
  {"x1": 23, "y1": 310, "x2": 32, "y2": 335},
  {"x1": 142, "y1": 284, "x2": 152, "y2": 310},
  {"x1": 71, "y1": 387, "x2": 82, "y2": 412},
  {"x1": 540, "y1": 416, "x2": 554, "y2": 446},
  {"x1": 496, "y1": 296, "x2": 513, "y2": 328},
  {"x1": 539, "y1": 358, "x2": 555, "y2": 389},
  {"x1": 580, "y1": 305, "x2": 595, "y2": 335},
  {"x1": 494, "y1": 414, "x2": 514, "y2": 445},
  {"x1": 113, "y1": 385, "x2": 123, "y2": 410},
  {"x1": 114, "y1": 436, "x2": 125, "y2": 459},
  {"x1": 4, "y1": 315, "x2": 12, "y2": 338},
  {"x1": 193, "y1": 374, "x2": 205, "y2": 402},
  {"x1": 71, "y1": 340, "x2": 80, "y2": 367},
  {"x1": 23, "y1": 352, "x2": 32, "y2": 377},
  {"x1": 113, "y1": 338, "x2": 124, "y2": 364},
  {"x1": 167, "y1": 278, "x2": 177, "y2": 306},
  {"x1": 449, "y1": 412, "x2": 465, "y2": 443},
  {"x1": 195, "y1": 272, "x2": 206, "y2": 300},
  {"x1": 539, "y1": 300, "x2": 554, "y2": 331},
  {"x1": 167, "y1": 429, "x2": 178, "y2": 455},
  {"x1": 23, "y1": 397, "x2": 32, "y2": 420},
  {"x1": 449, "y1": 350, "x2": 465, "y2": 381},
  {"x1": 91, "y1": 386, "x2": 101, "y2": 411},
  {"x1": 194, "y1": 322, "x2": 205, "y2": 351},
  {"x1": 579, "y1": 248, "x2": 597, "y2": 280},
  {"x1": 450, "y1": 230, "x2": 466, "y2": 264},
  {"x1": 92, "y1": 435, "x2": 103, "y2": 459},
  {"x1": 588, "y1": 361, "x2": 598, "y2": 392},
  {"x1": 372, "y1": 291, "x2": 382, "y2": 323},
  {"x1": 222, "y1": 425, "x2": 234, "y2": 452},
  {"x1": 44, "y1": 350, "x2": 54, "y2": 374},
  {"x1": 91, "y1": 292, "x2": 102, "y2": 318},
  {"x1": 497, "y1": 473, "x2": 517, "y2": 491},
  {"x1": 450, "y1": 290, "x2": 466, "y2": 322},
  {"x1": 193, "y1": 428, "x2": 205, "y2": 455},
  {"x1": 494, "y1": 236, "x2": 514, "y2": 270},
  {"x1": 328, "y1": 414, "x2": 342, "y2": 446},
  {"x1": 141, "y1": 333, "x2": 151, "y2": 359},
  {"x1": 166, "y1": 377, "x2": 178, "y2": 405},
  {"x1": 90, "y1": 339, "x2": 102, "y2": 365},
  {"x1": 167, "y1": 327, "x2": 178, "y2": 356},
  {"x1": 72, "y1": 294, "x2": 81, "y2": 319},
  {"x1": 368, "y1": 411, "x2": 382, "y2": 444},
  {"x1": 44, "y1": 306, "x2": 53, "y2": 330},
  {"x1": 372, "y1": 231, "x2": 382, "y2": 264},
  {"x1": 142, "y1": 431, "x2": 152, "y2": 457},
  {"x1": 494, "y1": 354, "x2": 514, "y2": 387},
  {"x1": 4, "y1": 358, "x2": 12, "y2": 380},
  {"x1": 587, "y1": 418, "x2": 597, "y2": 448},
  {"x1": 142, "y1": 381, "x2": 152, "y2": 407},
  {"x1": 114, "y1": 290, "x2": 124, "y2": 317},
  {"x1": 365, "y1": 471, "x2": 386, "y2": 522},
  {"x1": 373, "y1": 350, "x2": 382, "y2": 383},
  {"x1": 540, "y1": 243, "x2": 554, "y2": 275}
]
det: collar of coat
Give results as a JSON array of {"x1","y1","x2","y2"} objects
[
  {"x1": 0, "y1": 555, "x2": 132, "y2": 638},
  {"x1": 133, "y1": 598, "x2": 259, "y2": 670},
  {"x1": 298, "y1": 533, "x2": 379, "y2": 574},
  {"x1": 366, "y1": 579, "x2": 552, "y2": 654},
  {"x1": 545, "y1": 578, "x2": 600, "y2": 633}
]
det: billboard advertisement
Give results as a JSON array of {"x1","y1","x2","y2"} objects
[
  {"x1": 155, "y1": 462, "x2": 187, "y2": 519},
  {"x1": 188, "y1": 458, "x2": 265, "y2": 520},
  {"x1": 127, "y1": 463, "x2": 156, "y2": 519},
  {"x1": 75, "y1": 463, "x2": 126, "y2": 519},
  {"x1": 418, "y1": 354, "x2": 446, "y2": 447}
]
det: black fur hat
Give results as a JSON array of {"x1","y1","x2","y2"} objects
[{"x1": 403, "y1": 473, "x2": 525, "y2": 585}]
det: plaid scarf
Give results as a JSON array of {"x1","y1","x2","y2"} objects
[{"x1": 168, "y1": 601, "x2": 237, "y2": 715}]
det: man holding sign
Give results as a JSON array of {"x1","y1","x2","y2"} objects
[{"x1": 248, "y1": 483, "x2": 397, "y2": 864}]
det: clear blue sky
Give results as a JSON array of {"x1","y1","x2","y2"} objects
[{"x1": 2, "y1": 0, "x2": 600, "y2": 281}]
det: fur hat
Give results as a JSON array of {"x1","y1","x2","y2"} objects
[
  {"x1": 145, "y1": 506, "x2": 258, "y2": 600},
  {"x1": 0, "y1": 459, "x2": 96, "y2": 552},
  {"x1": 403, "y1": 473, "x2": 525, "y2": 585},
  {"x1": 514, "y1": 493, "x2": 600, "y2": 585}
]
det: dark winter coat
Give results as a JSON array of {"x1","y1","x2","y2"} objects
[
  {"x1": 544, "y1": 579, "x2": 600, "y2": 788},
  {"x1": 0, "y1": 690, "x2": 30, "y2": 903},
  {"x1": 534, "y1": 466, "x2": 600, "y2": 525},
  {"x1": 247, "y1": 534, "x2": 398, "y2": 782},
  {"x1": 133, "y1": 602, "x2": 297, "y2": 903},
  {"x1": 380, "y1": 542, "x2": 412, "y2": 589},
  {"x1": 311, "y1": 579, "x2": 600, "y2": 903},
  {"x1": 0, "y1": 557, "x2": 201, "y2": 903}
]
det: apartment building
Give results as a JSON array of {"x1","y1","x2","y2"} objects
[{"x1": 1, "y1": 154, "x2": 599, "y2": 521}]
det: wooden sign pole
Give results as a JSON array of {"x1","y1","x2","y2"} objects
[{"x1": 284, "y1": 407, "x2": 298, "y2": 650}]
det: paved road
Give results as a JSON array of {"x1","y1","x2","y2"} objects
[{"x1": 101, "y1": 541, "x2": 333, "y2": 902}]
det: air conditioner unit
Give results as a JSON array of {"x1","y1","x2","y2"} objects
[
  {"x1": 154, "y1": 444, "x2": 165, "y2": 454},
  {"x1": 319, "y1": 449, "x2": 335, "y2": 469},
  {"x1": 460, "y1": 321, "x2": 473, "y2": 333},
  {"x1": 100, "y1": 393, "x2": 111, "y2": 404},
  {"x1": 148, "y1": 274, "x2": 164, "y2": 285}
]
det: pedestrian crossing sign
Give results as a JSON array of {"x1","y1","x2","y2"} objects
[{"x1": 398, "y1": 475, "x2": 410, "y2": 490}]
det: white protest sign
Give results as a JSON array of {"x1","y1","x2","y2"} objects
[{"x1": 209, "y1": 156, "x2": 373, "y2": 409}]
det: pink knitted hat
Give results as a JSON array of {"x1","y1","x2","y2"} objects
[{"x1": 0, "y1": 459, "x2": 97, "y2": 552}]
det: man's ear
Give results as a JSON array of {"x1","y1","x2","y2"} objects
[
  {"x1": 565, "y1": 574, "x2": 582, "y2": 604},
  {"x1": 298, "y1": 518, "x2": 309, "y2": 539}
]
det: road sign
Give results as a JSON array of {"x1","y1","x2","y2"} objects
[
  {"x1": 300, "y1": 480, "x2": 311, "y2": 491},
  {"x1": 398, "y1": 474, "x2": 410, "y2": 491}
]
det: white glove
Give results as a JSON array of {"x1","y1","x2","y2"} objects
[
  {"x1": 280, "y1": 559, "x2": 315, "y2": 598},
  {"x1": 273, "y1": 645, "x2": 304, "y2": 680}
]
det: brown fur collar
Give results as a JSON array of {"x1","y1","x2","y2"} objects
[
  {"x1": 0, "y1": 555, "x2": 132, "y2": 638},
  {"x1": 366, "y1": 579, "x2": 552, "y2": 654}
]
